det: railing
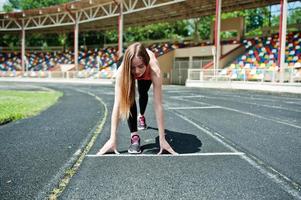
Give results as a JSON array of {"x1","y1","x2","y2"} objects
[
  {"x1": 1, "y1": 67, "x2": 300, "y2": 84},
  {"x1": 187, "y1": 68, "x2": 301, "y2": 83},
  {"x1": 171, "y1": 60, "x2": 213, "y2": 84},
  {"x1": 174, "y1": 60, "x2": 212, "y2": 69},
  {"x1": 0, "y1": 70, "x2": 115, "y2": 79}
]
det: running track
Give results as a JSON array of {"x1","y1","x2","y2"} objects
[{"x1": 0, "y1": 82, "x2": 300, "y2": 200}]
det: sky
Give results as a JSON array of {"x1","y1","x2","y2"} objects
[
  {"x1": 271, "y1": 1, "x2": 301, "y2": 14},
  {"x1": 0, "y1": 0, "x2": 8, "y2": 12}
]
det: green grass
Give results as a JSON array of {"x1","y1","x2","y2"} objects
[{"x1": 0, "y1": 90, "x2": 63, "y2": 125}]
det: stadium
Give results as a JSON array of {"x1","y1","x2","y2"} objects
[
  {"x1": 0, "y1": 0, "x2": 300, "y2": 85},
  {"x1": 0, "y1": 0, "x2": 301, "y2": 200}
]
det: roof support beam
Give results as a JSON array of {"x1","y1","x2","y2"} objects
[
  {"x1": 278, "y1": 0, "x2": 288, "y2": 83},
  {"x1": 74, "y1": 12, "x2": 79, "y2": 72},
  {"x1": 21, "y1": 19, "x2": 26, "y2": 74},
  {"x1": 118, "y1": 0, "x2": 124, "y2": 58},
  {"x1": 214, "y1": 0, "x2": 222, "y2": 78},
  {"x1": 0, "y1": 0, "x2": 185, "y2": 31}
]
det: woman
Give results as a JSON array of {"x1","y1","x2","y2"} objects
[{"x1": 96, "y1": 42, "x2": 177, "y2": 155}]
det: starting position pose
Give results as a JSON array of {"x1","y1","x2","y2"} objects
[{"x1": 96, "y1": 42, "x2": 177, "y2": 155}]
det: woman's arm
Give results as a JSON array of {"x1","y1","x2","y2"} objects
[
  {"x1": 96, "y1": 69, "x2": 122, "y2": 155},
  {"x1": 109, "y1": 76, "x2": 121, "y2": 141},
  {"x1": 150, "y1": 53, "x2": 177, "y2": 155},
  {"x1": 152, "y1": 68, "x2": 165, "y2": 140},
  {"x1": 148, "y1": 50, "x2": 165, "y2": 138}
]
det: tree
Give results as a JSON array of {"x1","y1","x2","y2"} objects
[
  {"x1": 198, "y1": 16, "x2": 213, "y2": 40},
  {"x1": 4, "y1": 0, "x2": 70, "y2": 10},
  {"x1": 288, "y1": 8, "x2": 301, "y2": 25}
]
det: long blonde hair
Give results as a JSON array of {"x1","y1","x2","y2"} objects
[{"x1": 119, "y1": 42, "x2": 150, "y2": 119}]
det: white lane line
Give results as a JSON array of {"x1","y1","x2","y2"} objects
[
  {"x1": 86, "y1": 152, "x2": 245, "y2": 157},
  {"x1": 220, "y1": 106, "x2": 301, "y2": 129},
  {"x1": 173, "y1": 111, "x2": 301, "y2": 199},
  {"x1": 177, "y1": 97, "x2": 301, "y2": 129},
  {"x1": 173, "y1": 95, "x2": 301, "y2": 113},
  {"x1": 244, "y1": 102, "x2": 301, "y2": 113},
  {"x1": 166, "y1": 106, "x2": 221, "y2": 110},
  {"x1": 286, "y1": 101, "x2": 301, "y2": 106},
  {"x1": 170, "y1": 95, "x2": 207, "y2": 99},
  {"x1": 179, "y1": 92, "x2": 301, "y2": 102},
  {"x1": 165, "y1": 90, "x2": 194, "y2": 93},
  {"x1": 208, "y1": 93, "x2": 301, "y2": 102}
]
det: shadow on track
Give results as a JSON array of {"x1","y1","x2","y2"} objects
[{"x1": 141, "y1": 126, "x2": 203, "y2": 154}]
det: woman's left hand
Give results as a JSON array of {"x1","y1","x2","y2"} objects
[
  {"x1": 96, "y1": 138, "x2": 120, "y2": 156},
  {"x1": 158, "y1": 138, "x2": 178, "y2": 155}
]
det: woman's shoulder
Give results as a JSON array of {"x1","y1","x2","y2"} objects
[
  {"x1": 147, "y1": 50, "x2": 161, "y2": 78},
  {"x1": 146, "y1": 48, "x2": 155, "y2": 58}
]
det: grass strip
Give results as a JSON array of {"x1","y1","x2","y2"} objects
[{"x1": 0, "y1": 90, "x2": 63, "y2": 125}]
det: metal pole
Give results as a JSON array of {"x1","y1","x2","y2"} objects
[
  {"x1": 215, "y1": 0, "x2": 222, "y2": 81},
  {"x1": 118, "y1": 0, "x2": 123, "y2": 58},
  {"x1": 74, "y1": 12, "x2": 79, "y2": 72},
  {"x1": 278, "y1": 0, "x2": 287, "y2": 83},
  {"x1": 189, "y1": 56, "x2": 192, "y2": 69},
  {"x1": 21, "y1": 19, "x2": 25, "y2": 75}
]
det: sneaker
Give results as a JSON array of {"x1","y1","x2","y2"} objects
[
  {"x1": 128, "y1": 134, "x2": 142, "y2": 154},
  {"x1": 138, "y1": 115, "x2": 147, "y2": 130}
]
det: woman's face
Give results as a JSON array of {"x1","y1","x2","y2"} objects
[{"x1": 131, "y1": 56, "x2": 146, "y2": 78}]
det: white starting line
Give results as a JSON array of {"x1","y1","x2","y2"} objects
[
  {"x1": 86, "y1": 152, "x2": 245, "y2": 157},
  {"x1": 166, "y1": 106, "x2": 221, "y2": 110}
]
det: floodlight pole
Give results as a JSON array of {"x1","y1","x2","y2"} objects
[
  {"x1": 74, "y1": 12, "x2": 79, "y2": 72},
  {"x1": 21, "y1": 19, "x2": 26, "y2": 75},
  {"x1": 118, "y1": 0, "x2": 124, "y2": 58},
  {"x1": 214, "y1": 0, "x2": 222, "y2": 80},
  {"x1": 278, "y1": 0, "x2": 287, "y2": 83}
]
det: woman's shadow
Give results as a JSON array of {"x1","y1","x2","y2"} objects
[{"x1": 141, "y1": 126, "x2": 203, "y2": 154}]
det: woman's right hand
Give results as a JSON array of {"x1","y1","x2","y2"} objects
[{"x1": 96, "y1": 138, "x2": 119, "y2": 156}]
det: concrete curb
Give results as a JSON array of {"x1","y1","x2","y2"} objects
[
  {"x1": 186, "y1": 80, "x2": 301, "y2": 94},
  {"x1": 47, "y1": 88, "x2": 109, "y2": 200},
  {"x1": 1, "y1": 78, "x2": 301, "y2": 94}
]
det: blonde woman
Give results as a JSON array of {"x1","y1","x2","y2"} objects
[{"x1": 97, "y1": 42, "x2": 177, "y2": 155}]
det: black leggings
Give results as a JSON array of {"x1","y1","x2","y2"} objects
[{"x1": 128, "y1": 80, "x2": 152, "y2": 133}]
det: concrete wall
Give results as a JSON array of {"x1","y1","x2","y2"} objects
[
  {"x1": 157, "y1": 50, "x2": 174, "y2": 84},
  {"x1": 174, "y1": 46, "x2": 213, "y2": 57},
  {"x1": 222, "y1": 44, "x2": 240, "y2": 55},
  {"x1": 220, "y1": 44, "x2": 245, "y2": 69},
  {"x1": 174, "y1": 44, "x2": 239, "y2": 59}
]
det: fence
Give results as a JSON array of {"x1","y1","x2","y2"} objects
[
  {"x1": 172, "y1": 60, "x2": 212, "y2": 85},
  {"x1": 187, "y1": 68, "x2": 301, "y2": 83},
  {"x1": 0, "y1": 70, "x2": 114, "y2": 79},
  {"x1": 1, "y1": 66, "x2": 300, "y2": 84}
]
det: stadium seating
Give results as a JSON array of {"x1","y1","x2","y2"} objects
[
  {"x1": 148, "y1": 42, "x2": 174, "y2": 57},
  {"x1": 0, "y1": 47, "x2": 119, "y2": 78},
  {"x1": 227, "y1": 32, "x2": 301, "y2": 80},
  {"x1": 0, "y1": 42, "x2": 174, "y2": 75},
  {"x1": 0, "y1": 52, "x2": 22, "y2": 71},
  {"x1": 0, "y1": 39, "x2": 257, "y2": 80}
]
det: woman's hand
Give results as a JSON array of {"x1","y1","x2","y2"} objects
[
  {"x1": 96, "y1": 138, "x2": 120, "y2": 156},
  {"x1": 158, "y1": 138, "x2": 178, "y2": 155}
]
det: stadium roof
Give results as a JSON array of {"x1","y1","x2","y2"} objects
[{"x1": 0, "y1": 0, "x2": 298, "y2": 33}]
